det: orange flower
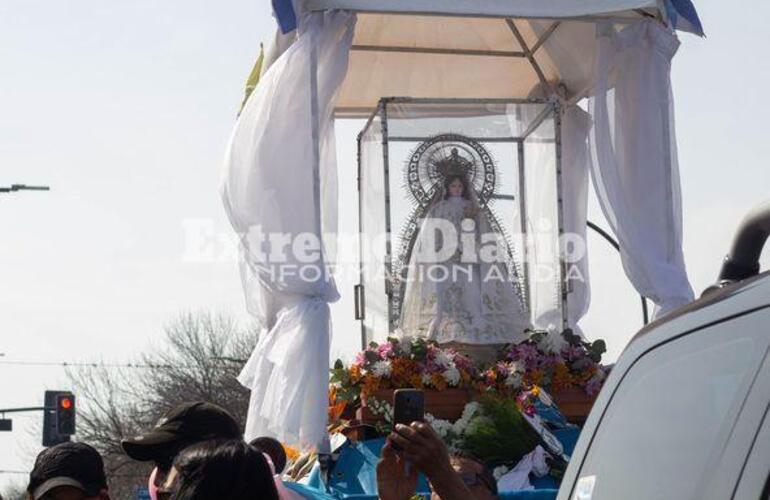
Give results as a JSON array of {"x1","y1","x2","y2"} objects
[
  {"x1": 362, "y1": 374, "x2": 380, "y2": 396},
  {"x1": 551, "y1": 363, "x2": 572, "y2": 392},
  {"x1": 350, "y1": 365, "x2": 362, "y2": 382},
  {"x1": 329, "y1": 400, "x2": 347, "y2": 422},
  {"x1": 430, "y1": 373, "x2": 447, "y2": 391},
  {"x1": 283, "y1": 444, "x2": 300, "y2": 463},
  {"x1": 391, "y1": 358, "x2": 417, "y2": 386},
  {"x1": 527, "y1": 369, "x2": 544, "y2": 386}
]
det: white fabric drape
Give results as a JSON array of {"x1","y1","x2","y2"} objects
[
  {"x1": 588, "y1": 20, "x2": 693, "y2": 319},
  {"x1": 221, "y1": 8, "x2": 356, "y2": 448}
]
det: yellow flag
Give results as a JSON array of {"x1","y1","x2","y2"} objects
[{"x1": 238, "y1": 43, "x2": 264, "y2": 116}]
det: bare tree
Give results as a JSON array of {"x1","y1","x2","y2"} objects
[
  {"x1": 65, "y1": 311, "x2": 257, "y2": 498},
  {"x1": 0, "y1": 481, "x2": 28, "y2": 500}
]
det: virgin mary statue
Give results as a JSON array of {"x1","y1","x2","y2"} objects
[{"x1": 397, "y1": 147, "x2": 531, "y2": 351}]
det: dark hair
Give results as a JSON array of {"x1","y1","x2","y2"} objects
[
  {"x1": 249, "y1": 436, "x2": 287, "y2": 474},
  {"x1": 443, "y1": 175, "x2": 470, "y2": 200},
  {"x1": 170, "y1": 440, "x2": 278, "y2": 500}
]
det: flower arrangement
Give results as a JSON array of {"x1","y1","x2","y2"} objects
[
  {"x1": 330, "y1": 329, "x2": 608, "y2": 431},
  {"x1": 330, "y1": 337, "x2": 477, "y2": 407},
  {"x1": 477, "y1": 328, "x2": 608, "y2": 397},
  {"x1": 364, "y1": 393, "x2": 542, "y2": 466}
]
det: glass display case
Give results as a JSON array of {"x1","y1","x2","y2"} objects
[{"x1": 356, "y1": 97, "x2": 566, "y2": 345}]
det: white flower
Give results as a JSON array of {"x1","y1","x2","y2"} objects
[
  {"x1": 505, "y1": 372, "x2": 523, "y2": 388},
  {"x1": 493, "y1": 465, "x2": 510, "y2": 481},
  {"x1": 371, "y1": 360, "x2": 392, "y2": 378},
  {"x1": 421, "y1": 373, "x2": 433, "y2": 386},
  {"x1": 400, "y1": 339, "x2": 412, "y2": 355},
  {"x1": 509, "y1": 361, "x2": 525, "y2": 374},
  {"x1": 537, "y1": 324, "x2": 568, "y2": 354},
  {"x1": 434, "y1": 350, "x2": 454, "y2": 368},
  {"x1": 427, "y1": 416, "x2": 452, "y2": 438},
  {"x1": 460, "y1": 401, "x2": 480, "y2": 421},
  {"x1": 443, "y1": 366, "x2": 461, "y2": 386}
]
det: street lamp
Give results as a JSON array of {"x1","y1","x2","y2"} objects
[{"x1": 0, "y1": 184, "x2": 50, "y2": 194}]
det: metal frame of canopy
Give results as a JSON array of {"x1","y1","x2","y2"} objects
[
  {"x1": 332, "y1": 14, "x2": 653, "y2": 118},
  {"x1": 354, "y1": 97, "x2": 566, "y2": 348}
]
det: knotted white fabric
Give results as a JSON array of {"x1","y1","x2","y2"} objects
[
  {"x1": 221, "y1": 8, "x2": 357, "y2": 448},
  {"x1": 588, "y1": 20, "x2": 694, "y2": 319}
]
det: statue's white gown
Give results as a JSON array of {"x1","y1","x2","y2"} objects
[{"x1": 399, "y1": 196, "x2": 531, "y2": 344}]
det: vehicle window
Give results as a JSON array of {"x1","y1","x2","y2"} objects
[{"x1": 572, "y1": 312, "x2": 770, "y2": 500}]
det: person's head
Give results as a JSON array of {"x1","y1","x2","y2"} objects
[
  {"x1": 431, "y1": 452, "x2": 497, "y2": 500},
  {"x1": 27, "y1": 442, "x2": 109, "y2": 500},
  {"x1": 249, "y1": 437, "x2": 287, "y2": 475},
  {"x1": 444, "y1": 175, "x2": 468, "y2": 199},
  {"x1": 121, "y1": 402, "x2": 241, "y2": 491},
  {"x1": 158, "y1": 440, "x2": 279, "y2": 500}
]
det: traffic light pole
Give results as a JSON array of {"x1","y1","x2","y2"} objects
[
  {"x1": 0, "y1": 406, "x2": 47, "y2": 413},
  {"x1": 0, "y1": 391, "x2": 76, "y2": 446},
  {"x1": 0, "y1": 184, "x2": 50, "y2": 194},
  {"x1": 0, "y1": 406, "x2": 47, "y2": 432}
]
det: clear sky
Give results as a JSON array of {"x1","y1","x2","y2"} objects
[{"x1": 2, "y1": 0, "x2": 769, "y2": 489}]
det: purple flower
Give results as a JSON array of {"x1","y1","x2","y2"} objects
[
  {"x1": 561, "y1": 346, "x2": 585, "y2": 362},
  {"x1": 585, "y1": 376, "x2": 603, "y2": 396},
  {"x1": 495, "y1": 361, "x2": 510, "y2": 378}
]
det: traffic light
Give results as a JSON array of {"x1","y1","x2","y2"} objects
[
  {"x1": 43, "y1": 390, "x2": 75, "y2": 447},
  {"x1": 56, "y1": 393, "x2": 76, "y2": 435}
]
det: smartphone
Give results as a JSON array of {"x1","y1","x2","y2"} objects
[{"x1": 393, "y1": 389, "x2": 425, "y2": 428}]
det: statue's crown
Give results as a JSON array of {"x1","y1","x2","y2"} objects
[{"x1": 434, "y1": 148, "x2": 472, "y2": 177}]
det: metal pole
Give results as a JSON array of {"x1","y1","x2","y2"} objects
[
  {"x1": 309, "y1": 31, "x2": 323, "y2": 269},
  {"x1": 0, "y1": 407, "x2": 47, "y2": 414},
  {"x1": 517, "y1": 141, "x2": 531, "y2": 313},
  {"x1": 552, "y1": 102, "x2": 569, "y2": 332},
  {"x1": 505, "y1": 19, "x2": 554, "y2": 96},
  {"x1": 586, "y1": 220, "x2": 650, "y2": 325},
  {"x1": 381, "y1": 103, "x2": 394, "y2": 334},
  {"x1": 0, "y1": 184, "x2": 50, "y2": 194}
]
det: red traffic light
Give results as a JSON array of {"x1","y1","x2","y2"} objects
[{"x1": 59, "y1": 398, "x2": 73, "y2": 410}]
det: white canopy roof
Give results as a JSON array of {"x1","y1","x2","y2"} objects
[{"x1": 292, "y1": 0, "x2": 700, "y2": 114}]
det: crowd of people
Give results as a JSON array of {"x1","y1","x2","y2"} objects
[{"x1": 22, "y1": 401, "x2": 497, "y2": 500}]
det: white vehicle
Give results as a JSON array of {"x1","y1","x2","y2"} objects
[{"x1": 559, "y1": 202, "x2": 770, "y2": 500}]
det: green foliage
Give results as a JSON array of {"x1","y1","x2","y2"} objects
[
  {"x1": 462, "y1": 396, "x2": 541, "y2": 466},
  {"x1": 330, "y1": 359, "x2": 361, "y2": 404}
]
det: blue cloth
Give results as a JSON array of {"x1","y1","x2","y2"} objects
[
  {"x1": 500, "y1": 491, "x2": 558, "y2": 500},
  {"x1": 666, "y1": 0, "x2": 704, "y2": 36},
  {"x1": 289, "y1": 428, "x2": 581, "y2": 500},
  {"x1": 303, "y1": 438, "x2": 431, "y2": 497},
  {"x1": 272, "y1": 0, "x2": 297, "y2": 33}
]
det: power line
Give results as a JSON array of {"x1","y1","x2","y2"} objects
[
  {"x1": 0, "y1": 469, "x2": 146, "y2": 478},
  {"x1": 0, "y1": 357, "x2": 241, "y2": 370},
  {"x1": 0, "y1": 360, "x2": 173, "y2": 369}
]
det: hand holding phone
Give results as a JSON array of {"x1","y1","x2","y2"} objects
[{"x1": 392, "y1": 389, "x2": 425, "y2": 428}]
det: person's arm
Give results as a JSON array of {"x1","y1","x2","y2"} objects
[
  {"x1": 388, "y1": 422, "x2": 474, "y2": 500},
  {"x1": 377, "y1": 439, "x2": 418, "y2": 500}
]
